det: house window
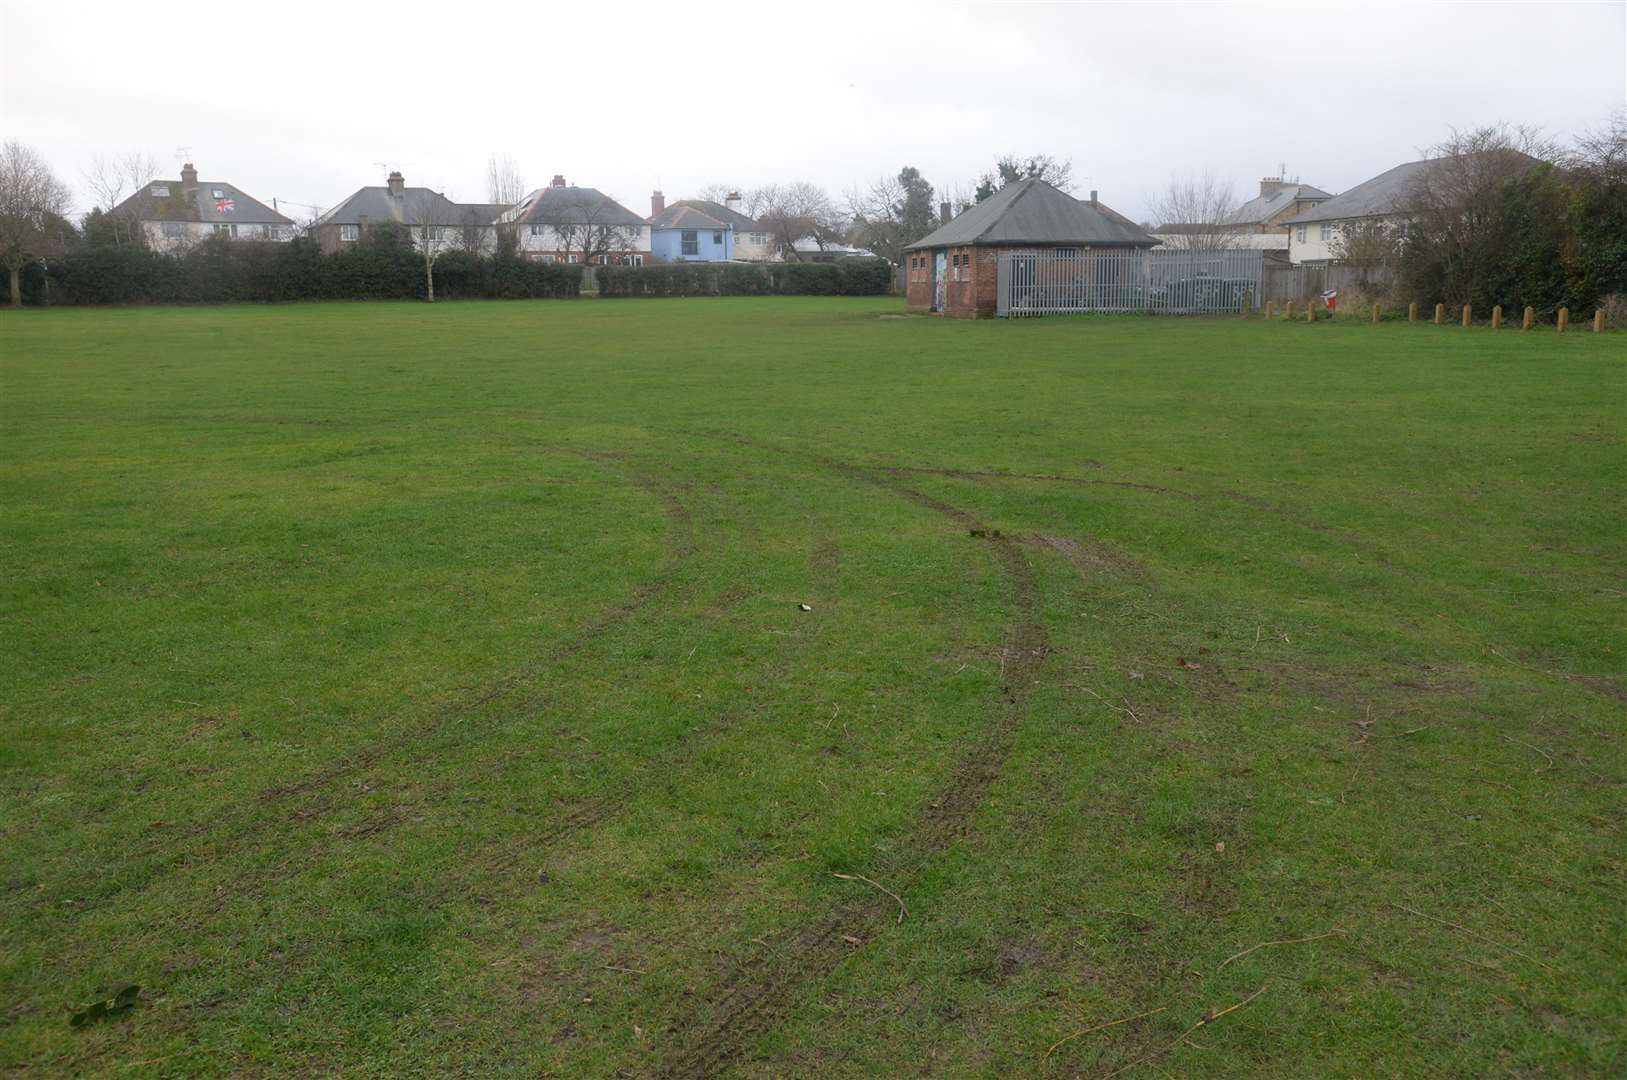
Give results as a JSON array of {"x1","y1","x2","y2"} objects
[
  {"x1": 150, "y1": 184, "x2": 169, "y2": 197},
  {"x1": 713, "y1": 231, "x2": 723, "y2": 244},
  {"x1": 627, "y1": 226, "x2": 641, "y2": 239},
  {"x1": 1296, "y1": 225, "x2": 1307, "y2": 242},
  {"x1": 212, "y1": 188, "x2": 225, "y2": 198},
  {"x1": 1319, "y1": 224, "x2": 1332, "y2": 241},
  {"x1": 426, "y1": 226, "x2": 445, "y2": 241},
  {"x1": 529, "y1": 224, "x2": 546, "y2": 237},
  {"x1": 627, "y1": 254, "x2": 643, "y2": 266},
  {"x1": 213, "y1": 223, "x2": 237, "y2": 238},
  {"x1": 681, "y1": 229, "x2": 698, "y2": 255},
  {"x1": 569, "y1": 254, "x2": 579, "y2": 263},
  {"x1": 161, "y1": 221, "x2": 184, "y2": 238},
  {"x1": 340, "y1": 224, "x2": 359, "y2": 241}
]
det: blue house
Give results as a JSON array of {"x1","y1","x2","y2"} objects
[{"x1": 648, "y1": 195, "x2": 734, "y2": 262}]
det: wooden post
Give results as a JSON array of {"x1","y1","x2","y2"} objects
[
  {"x1": 1434, "y1": 303, "x2": 1444, "y2": 325},
  {"x1": 1408, "y1": 301, "x2": 1418, "y2": 322},
  {"x1": 1595, "y1": 309, "x2": 1605, "y2": 333},
  {"x1": 1462, "y1": 304, "x2": 1471, "y2": 327},
  {"x1": 1306, "y1": 300, "x2": 1315, "y2": 322},
  {"x1": 1557, "y1": 307, "x2": 1569, "y2": 333},
  {"x1": 1265, "y1": 301, "x2": 1274, "y2": 320},
  {"x1": 1372, "y1": 303, "x2": 1381, "y2": 323},
  {"x1": 1522, "y1": 306, "x2": 1534, "y2": 330},
  {"x1": 1492, "y1": 304, "x2": 1502, "y2": 329}
]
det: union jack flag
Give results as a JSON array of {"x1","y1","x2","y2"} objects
[{"x1": 215, "y1": 196, "x2": 235, "y2": 214}]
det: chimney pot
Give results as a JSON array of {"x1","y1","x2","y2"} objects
[
  {"x1": 1259, "y1": 176, "x2": 1284, "y2": 197},
  {"x1": 1089, "y1": 189, "x2": 1098, "y2": 206},
  {"x1": 551, "y1": 174, "x2": 567, "y2": 187},
  {"x1": 651, "y1": 189, "x2": 665, "y2": 218},
  {"x1": 939, "y1": 201, "x2": 952, "y2": 225},
  {"x1": 387, "y1": 171, "x2": 404, "y2": 196}
]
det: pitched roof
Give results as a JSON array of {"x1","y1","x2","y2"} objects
[
  {"x1": 113, "y1": 177, "x2": 293, "y2": 226},
  {"x1": 668, "y1": 198, "x2": 762, "y2": 232},
  {"x1": 313, "y1": 186, "x2": 472, "y2": 227},
  {"x1": 906, "y1": 178, "x2": 1157, "y2": 249},
  {"x1": 650, "y1": 204, "x2": 730, "y2": 230},
  {"x1": 1226, "y1": 183, "x2": 1332, "y2": 225},
  {"x1": 498, "y1": 185, "x2": 646, "y2": 227},
  {"x1": 1279, "y1": 160, "x2": 1440, "y2": 225}
]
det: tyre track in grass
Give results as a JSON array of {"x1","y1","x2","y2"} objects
[
  {"x1": 652, "y1": 441, "x2": 1049, "y2": 1080},
  {"x1": 15, "y1": 451, "x2": 697, "y2": 922}
]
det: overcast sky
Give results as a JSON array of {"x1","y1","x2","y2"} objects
[{"x1": 3, "y1": 0, "x2": 1623, "y2": 225}]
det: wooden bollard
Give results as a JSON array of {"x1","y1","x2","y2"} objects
[
  {"x1": 1462, "y1": 304, "x2": 1471, "y2": 327},
  {"x1": 1434, "y1": 303, "x2": 1444, "y2": 325},
  {"x1": 1523, "y1": 306, "x2": 1534, "y2": 330},
  {"x1": 1265, "y1": 301, "x2": 1274, "y2": 320},
  {"x1": 1408, "y1": 301, "x2": 1418, "y2": 322},
  {"x1": 1492, "y1": 305, "x2": 1502, "y2": 329},
  {"x1": 1306, "y1": 300, "x2": 1315, "y2": 322},
  {"x1": 1596, "y1": 308, "x2": 1605, "y2": 333},
  {"x1": 1372, "y1": 303, "x2": 1381, "y2": 323},
  {"x1": 1557, "y1": 307, "x2": 1569, "y2": 333}
]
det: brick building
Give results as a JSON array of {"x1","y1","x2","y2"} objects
[{"x1": 904, "y1": 178, "x2": 1157, "y2": 318}]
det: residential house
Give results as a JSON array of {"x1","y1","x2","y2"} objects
[
  {"x1": 311, "y1": 172, "x2": 499, "y2": 255},
  {"x1": 495, "y1": 176, "x2": 650, "y2": 264},
  {"x1": 1152, "y1": 175, "x2": 1331, "y2": 253},
  {"x1": 647, "y1": 191, "x2": 778, "y2": 262},
  {"x1": 648, "y1": 193, "x2": 733, "y2": 261},
  {"x1": 1279, "y1": 160, "x2": 1431, "y2": 265},
  {"x1": 113, "y1": 163, "x2": 294, "y2": 250},
  {"x1": 790, "y1": 237, "x2": 875, "y2": 262},
  {"x1": 903, "y1": 179, "x2": 1158, "y2": 318}
]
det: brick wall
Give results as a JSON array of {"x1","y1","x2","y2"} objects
[{"x1": 904, "y1": 246, "x2": 1002, "y2": 318}]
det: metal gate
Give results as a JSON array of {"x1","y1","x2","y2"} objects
[{"x1": 996, "y1": 248, "x2": 1265, "y2": 317}]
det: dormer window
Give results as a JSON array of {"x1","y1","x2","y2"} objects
[
  {"x1": 151, "y1": 184, "x2": 169, "y2": 197},
  {"x1": 212, "y1": 188, "x2": 225, "y2": 198}
]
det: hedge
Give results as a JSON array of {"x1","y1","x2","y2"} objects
[
  {"x1": 595, "y1": 257, "x2": 892, "y2": 298},
  {"x1": 19, "y1": 234, "x2": 892, "y2": 306}
]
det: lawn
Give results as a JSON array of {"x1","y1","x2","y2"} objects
[{"x1": 2, "y1": 298, "x2": 1622, "y2": 1078}]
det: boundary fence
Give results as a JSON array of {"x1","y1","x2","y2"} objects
[{"x1": 996, "y1": 249, "x2": 1264, "y2": 317}]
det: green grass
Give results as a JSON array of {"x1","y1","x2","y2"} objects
[{"x1": 2, "y1": 298, "x2": 1622, "y2": 1078}]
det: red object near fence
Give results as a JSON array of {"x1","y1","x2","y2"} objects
[{"x1": 1321, "y1": 290, "x2": 1338, "y2": 311}]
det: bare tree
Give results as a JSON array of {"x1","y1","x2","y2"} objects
[
  {"x1": 695, "y1": 183, "x2": 739, "y2": 205},
  {"x1": 974, "y1": 153, "x2": 1074, "y2": 202},
  {"x1": 0, "y1": 141, "x2": 74, "y2": 306},
  {"x1": 407, "y1": 190, "x2": 458, "y2": 302},
  {"x1": 1149, "y1": 173, "x2": 1244, "y2": 252},
  {"x1": 84, "y1": 151, "x2": 158, "y2": 246},
  {"x1": 753, "y1": 182, "x2": 845, "y2": 260},
  {"x1": 534, "y1": 189, "x2": 642, "y2": 264},
  {"x1": 847, "y1": 166, "x2": 936, "y2": 263},
  {"x1": 1396, "y1": 123, "x2": 1555, "y2": 305}
]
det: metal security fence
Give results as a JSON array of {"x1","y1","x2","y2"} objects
[{"x1": 995, "y1": 248, "x2": 1265, "y2": 317}]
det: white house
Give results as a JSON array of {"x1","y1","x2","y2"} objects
[
  {"x1": 1280, "y1": 159, "x2": 1437, "y2": 265},
  {"x1": 494, "y1": 176, "x2": 650, "y2": 264},
  {"x1": 113, "y1": 163, "x2": 294, "y2": 250},
  {"x1": 311, "y1": 172, "x2": 501, "y2": 255}
]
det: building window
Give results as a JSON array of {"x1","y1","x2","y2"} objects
[
  {"x1": 569, "y1": 253, "x2": 579, "y2": 263},
  {"x1": 1319, "y1": 224, "x2": 1332, "y2": 241},
  {"x1": 213, "y1": 223, "x2": 237, "y2": 238},
  {"x1": 1296, "y1": 225, "x2": 1307, "y2": 242},
  {"x1": 150, "y1": 183, "x2": 169, "y2": 197},
  {"x1": 627, "y1": 254, "x2": 643, "y2": 266},
  {"x1": 627, "y1": 226, "x2": 641, "y2": 239},
  {"x1": 681, "y1": 229, "x2": 698, "y2": 255},
  {"x1": 161, "y1": 221, "x2": 184, "y2": 238},
  {"x1": 426, "y1": 226, "x2": 445, "y2": 241},
  {"x1": 340, "y1": 224, "x2": 359, "y2": 241},
  {"x1": 212, "y1": 188, "x2": 225, "y2": 198},
  {"x1": 713, "y1": 231, "x2": 723, "y2": 244}
]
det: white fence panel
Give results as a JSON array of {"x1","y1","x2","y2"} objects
[{"x1": 996, "y1": 249, "x2": 1264, "y2": 317}]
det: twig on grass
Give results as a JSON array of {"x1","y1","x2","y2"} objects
[
  {"x1": 1500, "y1": 735, "x2": 1555, "y2": 774},
  {"x1": 1391, "y1": 903, "x2": 1555, "y2": 972},
  {"x1": 1216, "y1": 928, "x2": 1347, "y2": 973},
  {"x1": 833, "y1": 871, "x2": 908, "y2": 923},
  {"x1": 1042, "y1": 1005, "x2": 1167, "y2": 1062},
  {"x1": 1080, "y1": 686, "x2": 1142, "y2": 724},
  {"x1": 603, "y1": 964, "x2": 646, "y2": 976},
  {"x1": 1102, "y1": 983, "x2": 1270, "y2": 1079}
]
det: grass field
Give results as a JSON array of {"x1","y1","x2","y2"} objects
[{"x1": 2, "y1": 298, "x2": 1623, "y2": 1077}]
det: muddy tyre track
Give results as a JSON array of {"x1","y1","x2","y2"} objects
[{"x1": 653, "y1": 446, "x2": 1048, "y2": 1080}]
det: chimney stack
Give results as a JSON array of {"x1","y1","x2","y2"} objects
[
  {"x1": 1089, "y1": 189, "x2": 1098, "y2": 206},
  {"x1": 180, "y1": 162, "x2": 198, "y2": 190},
  {"x1": 1259, "y1": 176, "x2": 1285, "y2": 197},
  {"x1": 387, "y1": 171, "x2": 405, "y2": 196},
  {"x1": 551, "y1": 174, "x2": 567, "y2": 187},
  {"x1": 939, "y1": 201, "x2": 952, "y2": 225},
  {"x1": 651, "y1": 190, "x2": 665, "y2": 217},
  {"x1": 724, "y1": 191, "x2": 742, "y2": 214}
]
